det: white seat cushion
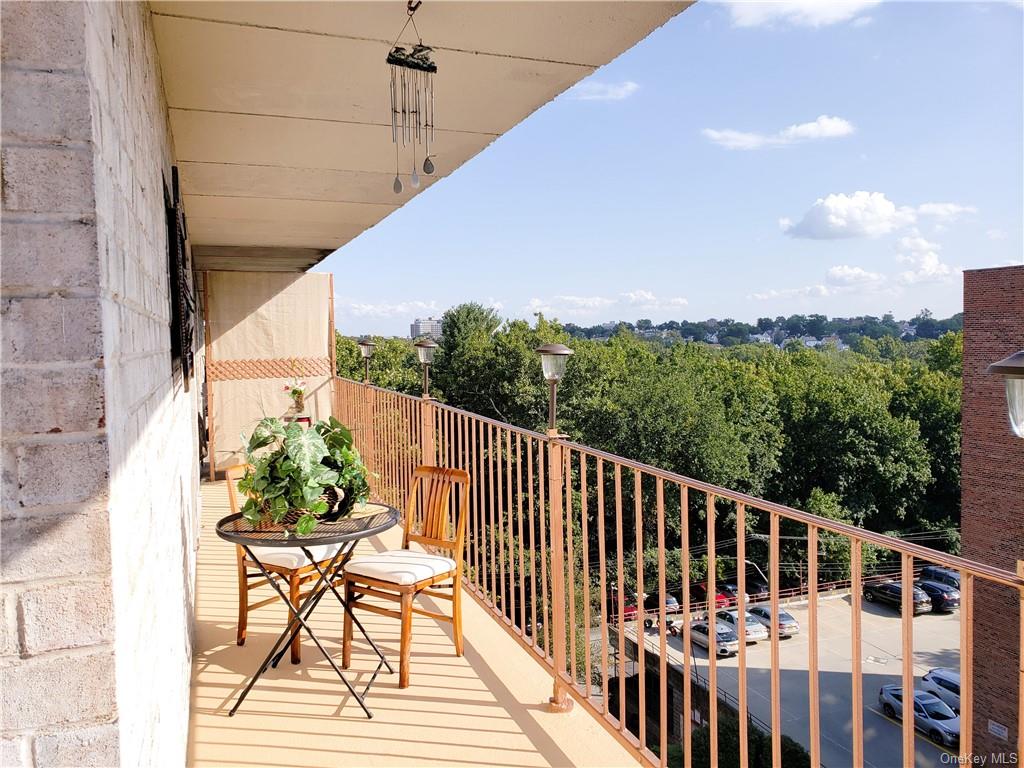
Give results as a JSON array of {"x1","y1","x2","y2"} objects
[
  {"x1": 344, "y1": 549, "x2": 456, "y2": 586},
  {"x1": 249, "y1": 543, "x2": 343, "y2": 570}
]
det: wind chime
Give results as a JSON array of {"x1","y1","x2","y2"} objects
[{"x1": 388, "y1": 0, "x2": 436, "y2": 194}]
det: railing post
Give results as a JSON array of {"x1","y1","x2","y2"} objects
[
  {"x1": 420, "y1": 396, "x2": 436, "y2": 467},
  {"x1": 547, "y1": 430, "x2": 573, "y2": 712},
  {"x1": 362, "y1": 382, "x2": 376, "y2": 483}
]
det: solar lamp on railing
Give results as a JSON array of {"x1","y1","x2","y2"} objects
[
  {"x1": 988, "y1": 350, "x2": 1024, "y2": 438},
  {"x1": 414, "y1": 338, "x2": 438, "y2": 398},
  {"x1": 536, "y1": 343, "x2": 574, "y2": 435},
  {"x1": 357, "y1": 337, "x2": 376, "y2": 383}
]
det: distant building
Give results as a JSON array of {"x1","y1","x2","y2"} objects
[
  {"x1": 799, "y1": 335, "x2": 822, "y2": 348},
  {"x1": 821, "y1": 334, "x2": 849, "y2": 351},
  {"x1": 749, "y1": 332, "x2": 773, "y2": 344},
  {"x1": 410, "y1": 317, "x2": 443, "y2": 339}
]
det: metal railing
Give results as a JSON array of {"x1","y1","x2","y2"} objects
[{"x1": 333, "y1": 376, "x2": 1024, "y2": 768}]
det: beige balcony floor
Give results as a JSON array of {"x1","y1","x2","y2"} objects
[{"x1": 188, "y1": 481, "x2": 635, "y2": 768}]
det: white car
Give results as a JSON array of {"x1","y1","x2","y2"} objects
[
  {"x1": 715, "y1": 609, "x2": 769, "y2": 643},
  {"x1": 687, "y1": 620, "x2": 740, "y2": 657},
  {"x1": 878, "y1": 685, "x2": 960, "y2": 747},
  {"x1": 921, "y1": 668, "x2": 960, "y2": 712},
  {"x1": 748, "y1": 605, "x2": 801, "y2": 638}
]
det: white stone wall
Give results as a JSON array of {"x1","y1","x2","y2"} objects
[
  {"x1": 83, "y1": 3, "x2": 200, "y2": 766},
  {"x1": 1, "y1": 2, "x2": 200, "y2": 765}
]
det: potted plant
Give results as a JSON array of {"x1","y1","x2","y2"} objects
[
  {"x1": 283, "y1": 377, "x2": 307, "y2": 412},
  {"x1": 314, "y1": 417, "x2": 371, "y2": 520},
  {"x1": 237, "y1": 416, "x2": 369, "y2": 535}
]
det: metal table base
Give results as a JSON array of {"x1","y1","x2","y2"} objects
[{"x1": 216, "y1": 506, "x2": 401, "y2": 719}]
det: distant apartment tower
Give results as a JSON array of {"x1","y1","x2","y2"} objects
[{"x1": 410, "y1": 317, "x2": 443, "y2": 339}]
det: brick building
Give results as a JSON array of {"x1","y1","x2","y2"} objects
[{"x1": 961, "y1": 265, "x2": 1024, "y2": 758}]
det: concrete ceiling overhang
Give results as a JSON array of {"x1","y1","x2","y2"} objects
[{"x1": 151, "y1": 1, "x2": 690, "y2": 270}]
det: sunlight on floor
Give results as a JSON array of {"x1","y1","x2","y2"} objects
[{"x1": 188, "y1": 481, "x2": 634, "y2": 768}]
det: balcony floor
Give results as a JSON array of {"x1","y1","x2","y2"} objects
[{"x1": 188, "y1": 481, "x2": 634, "y2": 768}]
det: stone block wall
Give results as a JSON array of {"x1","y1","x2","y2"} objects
[
  {"x1": 1, "y1": 2, "x2": 200, "y2": 765},
  {"x1": 961, "y1": 265, "x2": 1024, "y2": 760}
]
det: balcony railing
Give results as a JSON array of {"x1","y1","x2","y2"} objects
[{"x1": 333, "y1": 376, "x2": 1024, "y2": 768}]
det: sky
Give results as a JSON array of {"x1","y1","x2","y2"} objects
[{"x1": 315, "y1": 0, "x2": 1024, "y2": 337}]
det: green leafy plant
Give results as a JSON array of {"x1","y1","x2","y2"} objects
[
  {"x1": 237, "y1": 416, "x2": 368, "y2": 535},
  {"x1": 315, "y1": 416, "x2": 370, "y2": 517}
]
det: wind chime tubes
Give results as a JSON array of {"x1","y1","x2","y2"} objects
[{"x1": 388, "y1": 1, "x2": 436, "y2": 194}]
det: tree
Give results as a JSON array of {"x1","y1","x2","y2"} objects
[
  {"x1": 431, "y1": 302, "x2": 502, "y2": 413},
  {"x1": 927, "y1": 331, "x2": 963, "y2": 377},
  {"x1": 913, "y1": 309, "x2": 943, "y2": 339},
  {"x1": 763, "y1": 348, "x2": 932, "y2": 531},
  {"x1": 335, "y1": 334, "x2": 362, "y2": 379}
]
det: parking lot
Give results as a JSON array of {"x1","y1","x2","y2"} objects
[{"x1": 639, "y1": 594, "x2": 961, "y2": 768}]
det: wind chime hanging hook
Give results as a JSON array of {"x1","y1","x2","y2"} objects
[{"x1": 388, "y1": 0, "x2": 436, "y2": 194}]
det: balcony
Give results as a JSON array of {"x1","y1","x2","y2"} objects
[
  {"x1": 189, "y1": 479, "x2": 633, "y2": 767},
  {"x1": 187, "y1": 377, "x2": 1024, "y2": 768}
]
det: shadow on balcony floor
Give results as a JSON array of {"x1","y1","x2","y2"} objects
[{"x1": 187, "y1": 481, "x2": 634, "y2": 768}]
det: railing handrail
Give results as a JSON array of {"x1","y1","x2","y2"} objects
[
  {"x1": 561, "y1": 438, "x2": 1023, "y2": 589},
  {"x1": 335, "y1": 376, "x2": 1022, "y2": 768},
  {"x1": 336, "y1": 375, "x2": 1021, "y2": 589}
]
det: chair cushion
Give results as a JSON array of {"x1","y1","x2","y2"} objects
[
  {"x1": 249, "y1": 543, "x2": 344, "y2": 570},
  {"x1": 344, "y1": 549, "x2": 457, "y2": 586}
]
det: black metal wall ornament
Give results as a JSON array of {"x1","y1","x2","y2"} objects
[
  {"x1": 388, "y1": 0, "x2": 436, "y2": 194},
  {"x1": 165, "y1": 165, "x2": 196, "y2": 388}
]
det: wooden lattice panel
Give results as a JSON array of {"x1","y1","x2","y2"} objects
[{"x1": 207, "y1": 356, "x2": 332, "y2": 381}]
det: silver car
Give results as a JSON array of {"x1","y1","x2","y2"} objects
[
  {"x1": 716, "y1": 609, "x2": 770, "y2": 643},
  {"x1": 878, "y1": 685, "x2": 960, "y2": 747},
  {"x1": 921, "y1": 668, "x2": 960, "y2": 712},
  {"x1": 748, "y1": 605, "x2": 801, "y2": 638},
  {"x1": 687, "y1": 620, "x2": 740, "y2": 657}
]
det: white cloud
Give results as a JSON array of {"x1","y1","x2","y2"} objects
[
  {"x1": 752, "y1": 263, "x2": 888, "y2": 301},
  {"x1": 340, "y1": 299, "x2": 439, "y2": 318},
  {"x1": 917, "y1": 202, "x2": 977, "y2": 219},
  {"x1": 524, "y1": 295, "x2": 617, "y2": 317},
  {"x1": 622, "y1": 289, "x2": 689, "y2": 309},
  {"x1": 783, "y1": 191, "x2": 916, "y2": 239},
  {"x1": 826, "y1": 264, "x2": 886, "y2": 286},
  {"x1": 987, "y1": 228, "x2": 1008, "y2": 241},
  {"x1": 569, "y1": 80, "x2": 639, "y2": 101},
  {"x1": 487, "y1": 297, "x2": 504, "y2": 311},
  {"x1": 719, "y1": 0, "x2": 881, "y2": 28},
  {"x1": 750, "y1": 284, "x2": 832, "y2": 301},
  {"x1": 703, "y1": 115, "x2": 855, "y2": 150},
  {"x1": 895, "y1": 236, "x2": 958, "y2": 284},
  {"x1": 525, "y1": 290, "x2": 687, "y2": 317},
  {"x1": 852, "y1": 15, "x2": 874, "y2": 27}
]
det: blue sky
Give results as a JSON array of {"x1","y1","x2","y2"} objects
[{"x1": 316, "y1": 0, "x2": 1023, "y2": 337}]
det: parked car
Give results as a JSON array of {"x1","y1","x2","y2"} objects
[
  {"x1": 719, "y1": 583, "x2": 750, "y2": 605},
  {"x1": 878, "y1": 685, "x2": 960, "y2": 747},
  {"x1": 715, "y1": 609, "x2": 770, "y2": 643},
  {"x1": 745, "y1": 575, "x2": 770, "y2": 600},
  {"x1": 691, "y1": 584, "x2": 731, "y2": 609},
  {"x1": 919, "y1": 565, "x2": 960, "y2": 591},
  {"x1": 639, "y1": 592, "x2": 680, "y2": 628},
  {"x1": 643, "y1": 592, "x2": 680, "y2": 612},
  {"x1": 607, "y1": 590, "x2": 639, "y2": 622},
  {"x1": 921, "y1": 668, "x2": 961, "y2": 713},
  {"x1": 747, "y1": 605, "x2": 801, "y2": 637},
  {"x1": 862, "y1": 580, "x2": 932, "y2": 614},
  {"x1": 916, "y1": 580, "x2": 960, "y2": 612},
  {"x1": 688, "y1": 620, "x2": 740, "y2": 657}
]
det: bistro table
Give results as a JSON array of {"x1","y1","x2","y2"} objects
[{"x1": 216, "y1": 504, "x2": 401, "y2": 718}]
